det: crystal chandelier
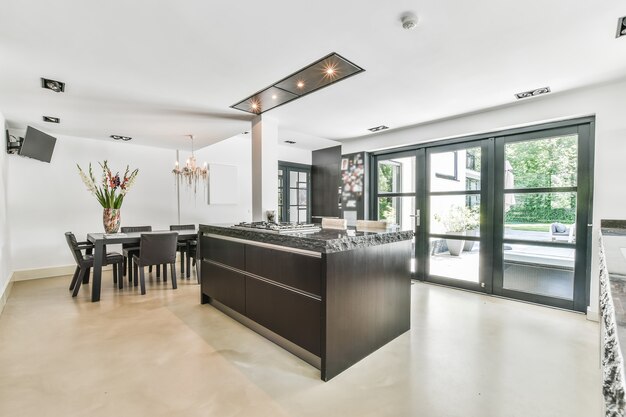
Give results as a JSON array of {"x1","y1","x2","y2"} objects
[{"x1": 173, "y1": 135, "x2": 208, "y2": 193}]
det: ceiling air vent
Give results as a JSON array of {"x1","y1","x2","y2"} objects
[
  {"x1": 515, "y1": 87, "x2": 551, "y2": 100},
  {"x1": 284, "y1": 140, "x2": 296, "y2": 144}
]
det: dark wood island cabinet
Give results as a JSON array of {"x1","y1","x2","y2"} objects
[{"x1": 198, "y1": 224, "x2": 413, "y2": 381}]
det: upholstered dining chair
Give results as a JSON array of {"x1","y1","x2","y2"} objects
[
  {"x1": 120, "y1": 226, "x2": 152, "y2": 282},
  {"x1": 132, "y1": 232, "x2": 178, "y2": 295},
  {"x1": 65, "y1": 232, "x2": 124, "y2": 297},
  {"x1": 169, "y1": 224, "x2": 197, "y2": 279}
]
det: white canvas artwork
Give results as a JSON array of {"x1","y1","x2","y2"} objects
[{"x1": 208, "y1": 164, "x2": 238, "y2": 205}]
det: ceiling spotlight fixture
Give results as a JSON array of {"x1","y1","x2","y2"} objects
[
  {"x1": 42, "y1": 116, "x2": 60, "y2": 123},
  {"x1": 617, "y1": 16, "x2": 626, "y2": 38},
  {"x1": 110, "y1": 135, "x2": 132, "y2": 141},
  {"x1": 368, "y1": 125, "x2": 389, "y2": 132},
  {"x1": 401, "y1": 13, "x2": 419, "y2": 30},
  {"x1": 231, "y1": 52, "x2": 364, "y2": 115},
  {"x1": 41, "y1": 77, "x2": 65, "y2": 93},
  {"x1": 515, "y1": 87, "x2": 551, "y2": 100},
  {"x1": 284, "y1": 140, "x2": 296, "y2": 144}
]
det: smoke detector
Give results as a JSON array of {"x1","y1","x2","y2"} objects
[{"x1": 401, "y1": 13, "x2": 419, "y2": 30}]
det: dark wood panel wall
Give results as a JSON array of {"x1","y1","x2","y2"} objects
[{"x1": 312, "y1": 145, "x2": 342, "y2": 221}]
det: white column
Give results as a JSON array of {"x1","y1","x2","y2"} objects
[{"x1": 251, "y1": 115, "x2": 279, "y2": 221}]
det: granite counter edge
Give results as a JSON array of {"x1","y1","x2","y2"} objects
[{"x1": 198, "y1": 224, "x2": 414, "y2": 254}]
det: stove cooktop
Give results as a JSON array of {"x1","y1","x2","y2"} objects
[{"x1": 234, "y1": 221, "x2": 321, "y2": 234}]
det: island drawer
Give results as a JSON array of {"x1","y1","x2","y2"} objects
[
  {"x1": 245, "y1": 277, "x2": 321, "y2": 356},
  {"x1": 244, "y1": 245, "x2": 322, "y2": 296},
  {"x1": 201, "y1": 260, "x2": 246, "y2": 314},
  {"x1": 201, "y1": 236, "x2": 245, "y2": 270}
]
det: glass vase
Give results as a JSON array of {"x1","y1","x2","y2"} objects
[{"x1": 103, "y1": 208, "x2": 121, "y2": 234}]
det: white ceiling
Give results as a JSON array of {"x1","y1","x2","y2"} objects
[{"x1": 1, "y1": 1, "x2": 625, "y2": 150}]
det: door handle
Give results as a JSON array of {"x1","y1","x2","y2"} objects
[{"x1": 409, "y1": 210, "x2": 421, "y2": 227}]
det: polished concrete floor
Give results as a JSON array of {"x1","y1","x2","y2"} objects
[{"x1": 0, "y1": 269, "x2": 601, "y2": 417}]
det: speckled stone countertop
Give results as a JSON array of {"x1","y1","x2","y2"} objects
[
  {"x1": 199, "y1": 224, "x2": 414, "y2": 254},
  {"x1": 600, "y1": 220, "x2": 626, "y2": 416}
]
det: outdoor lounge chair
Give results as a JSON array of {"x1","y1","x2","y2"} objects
[{"x1": 550, "y1": 222, "x2": 575, "y2": 243}]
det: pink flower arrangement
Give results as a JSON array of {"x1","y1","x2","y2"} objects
[{"x1": 77, "y1": 160, "x2": 139, "y2": 208}]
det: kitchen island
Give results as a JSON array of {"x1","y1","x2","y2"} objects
[{"x1": 198, "y1": 223, "x2": 414, "y2": 381}]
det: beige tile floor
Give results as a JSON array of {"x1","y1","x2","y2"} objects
[{"x1": 0, "y1": 269, "x2": 601, "y2": 417}]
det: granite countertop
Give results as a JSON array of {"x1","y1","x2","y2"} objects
[
  {"x1": 600, "y1": 220, "x2": 626, "y2": 416},
  {"x1": 199, "y1": 224, "x2": 414, "y2": 254}
]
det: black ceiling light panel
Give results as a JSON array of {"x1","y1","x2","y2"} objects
[
  {"x1": 110, "y1": 135, "x2": 132, "y2": 141},
  {"x1": 42, "y1": 116, "x2": 60, "y2": 123},
  {"x1": 617, "y1": 16, "x2": 626, "y2": 38},
  {"x1": 231, "y1": 52, "x2": 365, "y2": 115},
  {"x1": 515, "y1": 87, "x2": 551, "y2": 100},
  {"x1": 368, "y1": 125, "x2": 389, "y2": 132},
  {"x1": 41, "y1": 77, "x2": 65, "y2": 93}
]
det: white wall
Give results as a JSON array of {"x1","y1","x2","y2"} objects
[
  {"x1": 277, "y1": 145, "x2": 312, "y2": 165},
  {"x1": 4, "y1": 129, "x2": 312, "y2": 276},
  {"x1": 7, "y1": 134, "x2": 178, "y2": 271},
  {"x1": 0, "y1": 111, "x2": 11, "y2": 302},
  {"x1": 343, "y1": 77, "x2": 626, "y2": 316},
  {"x1": 178, "y1": 135, "x2": 253, "y2": 225}
]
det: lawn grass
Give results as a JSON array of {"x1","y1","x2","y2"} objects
[{"x1": 506, "y1": 223, "x2": 551, "y2": 232}]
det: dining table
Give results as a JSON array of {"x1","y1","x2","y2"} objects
[{"x1": 86, "y1": 229, "x2": 198, "y2": 302}]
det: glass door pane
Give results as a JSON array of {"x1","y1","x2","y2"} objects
[
  {"x1": 494, "y1": 128, "x2": 583, "y2": 309},
  {"x1": 426, "y1": 144, "x2": 485, "y2": 291},
  {"x1": 278, "y1": 163, "x2": 311, "y2": 224},
  {"x1": 375, "y1": 152, "x2": 419, "y2": 275}
]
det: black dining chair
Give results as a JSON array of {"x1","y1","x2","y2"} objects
[
  {"x1": 132, "y1": 232, "x2": 178, "y2": 295},
  {"x1": 65, "y1": 232, "x2": 124, "y2": 297},
  {"x1": 120, "y1": 226, "x2": 153, "y2": 282},
  {"x1": 169, "y1": 224, "x2": 197, "y2": 279}
]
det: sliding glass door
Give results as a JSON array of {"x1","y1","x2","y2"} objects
[{"x1": 371, "y1": 119, "x2": 593, "y2": 311}]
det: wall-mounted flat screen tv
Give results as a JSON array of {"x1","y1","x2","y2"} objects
[{"x1": 19, "y1": 126, "x2": 57, "y2": 163}]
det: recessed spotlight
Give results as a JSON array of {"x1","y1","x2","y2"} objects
[
  {"x1": 284, "y1": 140, "x2": 296, "y2": 144},
  {"x1": 368, "y1": 125, "x2": 389, "y2": 132},
  {"x1": 272, "y1": 94, "x2": 277, "y2": 100},
  {"x1": 515, "y1": 87, "x2": 551, "y2": 100},
  {"x1": 617, "y1": 16, "x2": 626, "y2": 38},
  {"x1": 297, "y1": 80, "x2": 305, "y2": 88},
  {"x1": 110, "y1": 135, "x2": 132, "y2": 141},
  {"x1": 42, "y1": 116, "x2": 60, "y2": 123},
  {"x1": 41, "y1": 77, "x2": 65, "y2": 93}
]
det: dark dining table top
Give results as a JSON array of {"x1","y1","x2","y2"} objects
[{"x1": 87, "y1": 229, "x2": 198, "y2": 244}]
